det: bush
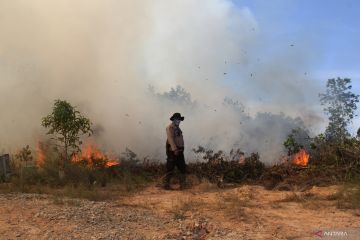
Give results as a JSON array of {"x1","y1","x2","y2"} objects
[
  {"x1": 188, "y1": 146, "x2": 265, "y2": 185},
  {"x1": 309, "y1": 134, "x2": 360, "y2": 181}
]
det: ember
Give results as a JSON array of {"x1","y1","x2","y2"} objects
[{"x1": 292, "y1": 148, "x2": 309, "y2": 167}]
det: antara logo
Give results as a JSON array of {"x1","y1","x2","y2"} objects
[
  {"x1": 314, "y1": 229, "x2": 348, "y2": 238},
  {"x1": 314, "y1": 230, "x2": 323, "y2": 238}
]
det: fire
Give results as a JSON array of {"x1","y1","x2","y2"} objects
[
  {"x1": 72, "y1": 144, "x2": 119, "y2": 168},
  {"x1": 36, "y1": 142, "x2": 46, "y2": 167},
  {"x1": 292, "y1": 148, "x2": 310, "y2": 167}
]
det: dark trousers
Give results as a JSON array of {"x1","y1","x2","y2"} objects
[{"x1": 164, "y1": 147, "x2": 186, "y2": 186}]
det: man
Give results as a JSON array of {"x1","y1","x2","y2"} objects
[{"x1": 164, "y1": 112, "x2": 186, "y2": 190}]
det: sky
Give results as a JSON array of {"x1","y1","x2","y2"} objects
[
  {"x1": 233, "y1": 0, "x2": 360, "y2": 132},
  {"x1": 234, "y1": 0, "x2": 360, "y2": 76}
]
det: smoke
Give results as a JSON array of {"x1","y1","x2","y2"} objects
[{"x1": 0, "y1": 0, "x2": 324, "y2": 164}]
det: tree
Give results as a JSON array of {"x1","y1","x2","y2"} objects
[
  {"x1": 319, "y1": 78, "x2": 359, "y2": 141},
  {"x1": 150, "y1": 85, "x2": 196, "y2": 107},
  {"x1": 42, "y1": 100, "x2": 92, "y2": 176}
]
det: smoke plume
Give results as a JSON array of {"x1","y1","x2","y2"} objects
[{"x1": 0, "y1": 0, "x2": 324, "y2": 164}]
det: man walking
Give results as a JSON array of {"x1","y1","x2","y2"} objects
[{"x1": 164, "y1": 113, "x2": 186, "y2": 190}]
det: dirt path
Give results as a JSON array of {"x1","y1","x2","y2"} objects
[{"x1": 0, "y1": 184, "x2": 359, "y2": 239}]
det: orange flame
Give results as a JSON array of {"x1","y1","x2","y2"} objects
[
  {"x1": 292, "y1": 149, "x2": 309, "y2": 167},
  {"x1": 72, "y1": 144, "x2": 119, "y2": 168},
  {"x1": 36, "y1": 142, "x2": 46, "y2": 167}
]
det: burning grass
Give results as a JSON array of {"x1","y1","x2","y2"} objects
[
  {"x1": 2, "y1": 137, "x2": 360, "y2": 206},
  {"x1": 292, "y1": 148, "x2": 310, "y2": 167},
  {"x1": 71, "y1": 144, "x2": 119, "y2": 168},
  {"x1": 0, "y1": 142, "x2": 153, "y2": 201}
]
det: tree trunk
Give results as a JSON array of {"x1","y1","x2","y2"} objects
[{"x1": 59, "y1": 141, "x2": 67, "y2": 180}]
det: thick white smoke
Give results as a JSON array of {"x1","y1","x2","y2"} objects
[{"x1": 0, "y1": 0, "x2": 324, "y2": 164}]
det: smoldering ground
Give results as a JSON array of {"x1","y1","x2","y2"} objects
[{"x1": 0, "y1": 0, "x2": 324, "y2": 164}]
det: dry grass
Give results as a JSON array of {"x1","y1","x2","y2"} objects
[
  {"x1": 52, "y1": 196, "x2": 81, "y2": 206},
  {"x1": 0, "y1": 181, "x2": 135, "y2": 202},
  {"x1": 325, "y1": 191, "x2": 343, "y2": 201},
  {"x1": 301, "y1": 200, "x2": 324, "y2": 210},
  {"x1": 216, "y1": 191, "x2": 254, "y2": 221},
  {"x1": 113, "y1": 201, "x2": 152, "y2": 210},
  {"x1": 328, "y1": 185, "x2": 360, "y2": 209},
  {"x1": 318, "y1": 177, "x2": 360, "y2": 210},
  {"x1": 56, "y1": 186, "x2": 118, "y2": 201},
  {"x1": 278, "y1": 191, "x2": 316, "y2": 203},
  {"x1": 170, "y1": 198, "x2": 202, "y2": 220},
  {"x1": 275, "y1": 184, "x2": 360, "y2": 211},
  {"x1": 275, "y1": 191, "x2": 328, "y2": 210},
  {"x1": 194, "y1": 178, "x2": 219, "y2": 192},
  {"x1": 270, "y1": 202, "x2": 283, "y2": 209}
]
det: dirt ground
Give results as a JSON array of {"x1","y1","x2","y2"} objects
[{"x1": 0, "y1": 184, "x2": 359, "y2": 240}]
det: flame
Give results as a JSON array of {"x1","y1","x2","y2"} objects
[
  {"x1": 292, "y1": 148, "x2": 309, "y2": 167},
  {"x1": 36, "y1": 142, "x2": 46, "y2": 167},
  {"x1": 72, "y1": 144, "x2": 119, "y2": 168}
]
